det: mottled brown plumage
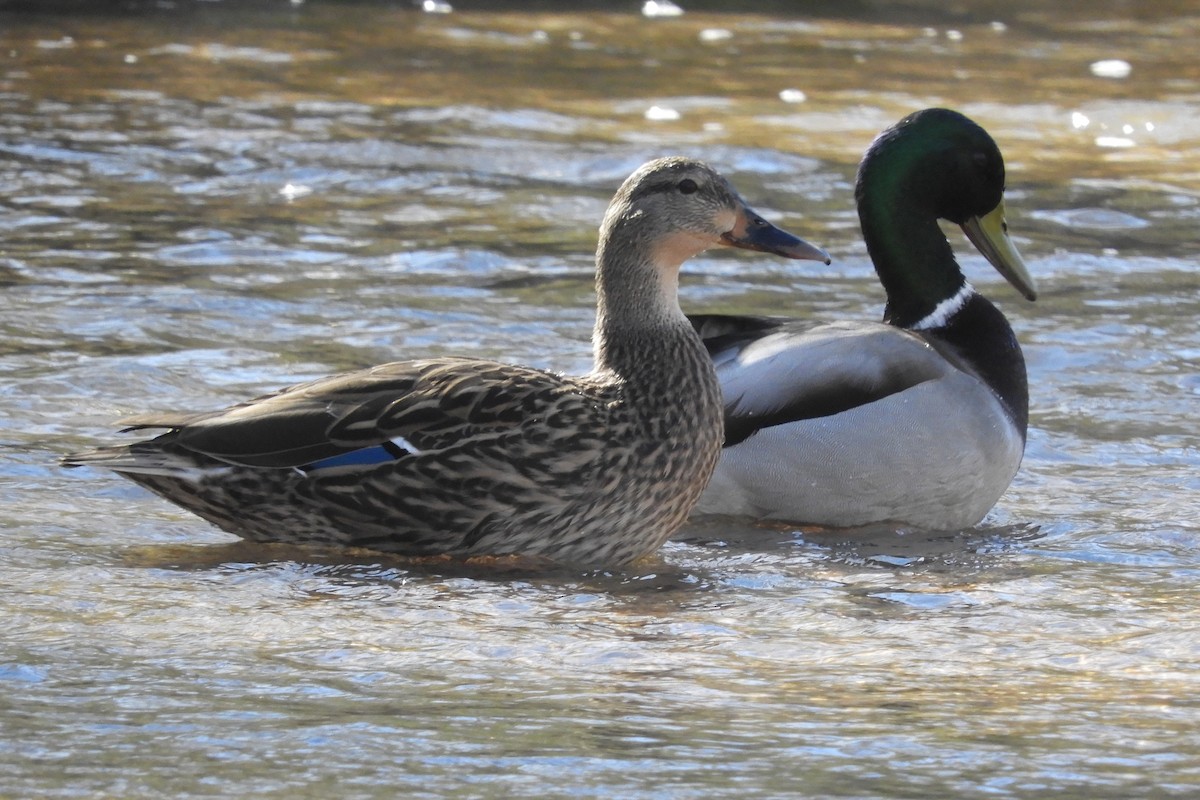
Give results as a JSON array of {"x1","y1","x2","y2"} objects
[{"x1": 62, "y1": 158, "x2": 828, "y2": 565}]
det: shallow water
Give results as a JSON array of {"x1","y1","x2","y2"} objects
[{"x1": 2, "y1": 1, "x2": 1198, "y2": 798}]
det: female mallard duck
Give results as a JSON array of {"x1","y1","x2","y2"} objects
[
  {"x1": 689, "y1": 108, "x2": 1038, "y2": 531},
  {"x1": 62, "y1": 157, "x2": 829, "y2": 566}
]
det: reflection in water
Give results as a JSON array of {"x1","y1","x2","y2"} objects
[{"x1": 2, "y1": 2, "x2": 1199, "y2": 798}]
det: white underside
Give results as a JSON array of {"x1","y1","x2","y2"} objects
[{"x1": 694, "y1": 322, "x2": 1024, "y2": 530}]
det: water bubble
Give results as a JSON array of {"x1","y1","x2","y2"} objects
[
  {"x1": 946, "y1": 29, "x2": 964, "y2": 42},
  {"x1": 645, "y1": 105, "x2": 681, "y2": 121},
  {"x1": 990, "y1": 21, "x2": 1008, "y2": 33},
  {"x1": 1071, "y1": 112, "x2": 1090, "y2": 129},
  {"x1": 422, "y1": 0, "x2": 452, "y2": 14},
  {"x1": 37, "y1": 37, "x2": 76, "y2": 49},
  {"x1": 1090, "y1": 59, "x2": 1131, "y2": 79},
  {"x1": 699, "y1": 28, "x2": 733, "y2": 43},
  {"x1": 643, "y1": 0, "x2": 684, "y2": 17},
  {"x1": 779, "y1": 88, "x2": 807, "y2": 103},
  {"x1": 279, "y1": 183, "x2": 312, "y2": 201},
  {"x1": 1095, "y1": 136, "x2": 1135, "y2": 149}
]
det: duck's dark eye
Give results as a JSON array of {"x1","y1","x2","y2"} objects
[{"x1": 677, "y1": 178, "x2": 699, "y2": 195}]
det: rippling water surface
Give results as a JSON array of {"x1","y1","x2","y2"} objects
[{"x1": 2, "y1": 1, "x2": 1198, "y2": 797}]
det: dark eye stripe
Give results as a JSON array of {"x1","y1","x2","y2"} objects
[{"x1": 634, "y1": 175, "x2": 706, "y2": 199}]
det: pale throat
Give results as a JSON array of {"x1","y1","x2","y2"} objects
[
  {"x1": 650, "y1": 228, "x2": 714, "y2": 271},
  {"x1": 644, "y1": 232, "x2": 714, "y2": 314}
]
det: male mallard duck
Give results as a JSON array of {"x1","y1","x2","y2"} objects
[
  {"x1": 63, "y1": 157, "x2": 830, "y2": 566},
  {"x1": 689, "y1": 109, "x2": 1037, "y2": 530}
]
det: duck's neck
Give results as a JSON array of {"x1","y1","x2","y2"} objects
[
  {"x1": 857, "y1": 173, "x2": 968, "y2": 331},
  {"x1": 931, "y1": 292, "x2": 1030, "y2": 437},
  {"x1": 858, "y1": 170, "x2": 1028, "y2": 435},
  {"x1": 590, "y1": 230, "x2": 712, "y2": 392}
]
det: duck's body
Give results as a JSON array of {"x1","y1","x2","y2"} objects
[
  {"x1": 691, "y1": 295, "x2": 1027, "y2": 530},
  {"x1": 63, "y1": 158, "x2": 828, "y2": 565},
  {"x1": 691, "y1": 109, "x2": 1037, "y2": 531},
  {"x1": 88, "y1": 353, "x2": 715, "y2": 566}
]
